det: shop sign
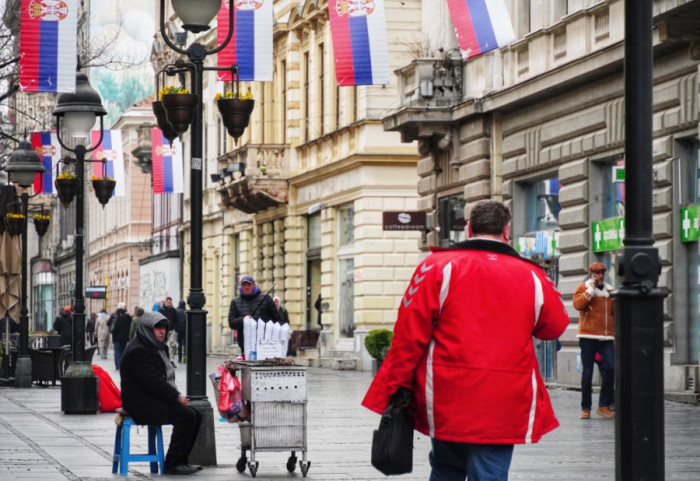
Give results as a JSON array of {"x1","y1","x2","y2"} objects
[
  {"x1": 592, "y1": 217, "x2": 625, "y2": 252},
  {"x1": 517, "y1": 230, "x2": 559, "y2": 259},
  {"x1": 681, "y1": 204, "x2": 700, "y2": 242},
  {"x1": 382, "y1": 211, "x2": 426, "y2": 231},
  {"x1": 85, "y1": 285, "x2": 107, "y2": 299}
]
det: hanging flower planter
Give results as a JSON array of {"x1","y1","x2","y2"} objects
[
  {"x1": 33, "y1": 215, "x2": 50, "y2": 237},
  {"x1": 160, "y1": 87, "x2": 197, "y2": 135},
  {"x1": 55, "y1": 176, "x2": 79, "y2": 205},
  {"x1": 217, "y1": 95, "x2": 254, "y2": 144},
  {"x1": 4, "y1": 214, "x2": 24, "y2": 237},
  {"x1": 92, "y1": 177, "x2": 116, "y2": 207},
  {"x1": 152, "y1": 100, "x2": 179, "y2": 144}
]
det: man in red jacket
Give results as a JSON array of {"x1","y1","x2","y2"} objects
[{"x1": 362, "y1": 200, "x2": 569, "y2": 481}]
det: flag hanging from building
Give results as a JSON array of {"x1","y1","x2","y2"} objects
[
  {"x1": 19, "y1": 0, "x2": 78, "y2": 92},
  {"x1": 31, "y1": 131, "x2": 61, "y2": 194},
  {"x1": 90, "y1": 130, "x2": 126, "y2": 197},
  {"x1": 446, "y1": 0, "x2": 516, "y2": 59},
  {"x1": 216, "y1": 0, "x2": 273, "y2": 82},
  {"x1": 328, "y1": 0, "x2": 390, "y2": 86},
  {"x1": 151, "y1": 128, "x2": 184, "y2": 194}
]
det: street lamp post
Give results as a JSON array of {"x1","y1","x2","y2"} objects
[
  {"x1": 157, "y1": 0, "x2": 235, "y2": 466},
  {"x1": 52, "y1": 72, "x2": 107, "y2": 414},
  {"x1": 616, "y1": 0, "x2": 666, "y2": 478},
  {"x1": 4, "y1": 139, "x2": 45, "y2": 388}
]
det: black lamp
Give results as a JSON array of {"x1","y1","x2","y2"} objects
[
  {"x1": 171, "y1": 0, "x2": 222, "y2": 33},
  {"x1": 4, "y1": 139, "x2": 45, "y2": 388},
  {"x1": 52, "y1": 72, "x2": 106, "y2": 414}
]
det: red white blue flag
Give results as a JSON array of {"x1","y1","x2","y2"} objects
[
  {"x1": 19, "y1": 0, "x2": 77, "y2": 92},
  {"x1": 217, "y1": 0, "x2": 273, "y2": 82},
  {"x1": 446, "y1": 0, "x2": 515, "y2": 59},
  {"x1": 329, "y1": 0, "x2": 390, "y2": 86},
  {"x1": 31, "y1": 131, "x2": 61, "y2": 194},
  {"x1": 151, "y1": 128, "x2": 184, "y2": 195},
  {"x1": 91, "y1": 130, "x2": 126, "y2": 197}
]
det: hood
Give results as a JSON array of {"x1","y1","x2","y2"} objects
[
  {"x1": 59, "y1": 310, "x2": 72, "y2": 319},
  {"x1": 178, "y1": 300, "x2": 186, "y2": 309},
  {"x1": 137, "y1": 311, "x2": 169, "y2": 350},
  {"x1": 135, "y1": 307, "x2": 145, "y2": 316}
]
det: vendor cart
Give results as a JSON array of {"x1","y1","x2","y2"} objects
[{"x1": 233, "y1": 360, "x2": 310, "y2": 478}]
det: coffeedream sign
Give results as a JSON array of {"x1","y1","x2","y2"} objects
[{"x1": 382, "y1": 211, "x2": 427, "y2": 231}]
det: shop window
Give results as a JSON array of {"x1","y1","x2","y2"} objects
[
  {"x1": 525, "y1": 178, "x2": 561, "y2": 233},
  {"x1": 686, "y1": 141, "x2": 700, "y2": 362},
  {"x1": 338, "y1": 204, "x2": 354, "y2": 247},
  {"x1": 438, "y1": 194, "x2": 467, "y2": 247},
  {"x1": 308, "y1": 212, "x2": 321, "y2": 251}
]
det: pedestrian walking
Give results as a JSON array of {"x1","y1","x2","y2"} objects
[
  {"x1": 129, "y1": 307, "x2": 145, "y2": 341},
  {"x1": 273, "y1": 296, "x2": 290, "y2": 325},
  {"x1": 120, "y1": 312, "x2": 203, "y2": 475},
  {"x1": 110, "y1": 302, "x2": 132, "y2": 370},
  {"x1": 160, "y1": 297, "x2": 179, "y2": 364},
  {"x1": 175, "y1": 300, "x2": 187, "y2": 363},
  {"x1": 362, "y1": 200, "x2": 569, "y2": 481},
  {"x1": 228, "y1": 275, "x2": 280, "y2": 354},
  {"x1": 86, "y1": 312, "x2": 97, "y2": 347},
  {"x1": 95, "y1": 309, "x2": 110, "y2": 359},
  {"x1": 573, "y1": 262, "x2": 616, "y2": 420},
  {"x1": 53, "y1": 306, "x2": 73, "y2": 348}
]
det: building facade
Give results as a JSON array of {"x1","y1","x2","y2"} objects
[{"x1": 385, "y1": 0, "x2": 700, "y2": 395}]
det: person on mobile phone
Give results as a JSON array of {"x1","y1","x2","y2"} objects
[{"x1": 573, "y1": 262, "x2": 616, "y2": 420}]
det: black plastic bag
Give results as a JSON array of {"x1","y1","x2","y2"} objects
[{"x1": 371, "y1": 388, "x2": 414, "y2": 475}]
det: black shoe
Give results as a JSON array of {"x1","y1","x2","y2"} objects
[
  {"x1": 164, "y1": 464, "x2": 199, "y2": 475},
  {"x1": 171, "y1": 361, "x2": 178, "y2": 369}
]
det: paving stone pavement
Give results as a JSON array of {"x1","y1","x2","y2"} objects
[{"x1": 0, "y1": 351, "x2": 698, "y2": 480}]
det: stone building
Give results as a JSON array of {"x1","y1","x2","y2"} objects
[{"x1": 384, "y1": 0, "x2": 700, "y2": 396}]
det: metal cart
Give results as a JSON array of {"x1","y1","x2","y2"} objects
[{"x1": 233, "y1": 360, "x2": 310, "y2": 478}]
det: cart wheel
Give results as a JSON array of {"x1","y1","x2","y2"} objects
[
  {"x1": 286, "y1": 455, "x2": 297, "y2": 472},
  {"x1": 300, "y1": 461, "x2": 311, "y2": 477},
  {"x1": 236, "y1": 457, "x2": 247, "y2": 473},
  {"x1": 248, "y1": 461, "x2": 259, "y2": 478}
]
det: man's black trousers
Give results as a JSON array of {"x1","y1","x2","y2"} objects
[{"x1": 164, "y1": 402, "x2": 202, "y2": 467}]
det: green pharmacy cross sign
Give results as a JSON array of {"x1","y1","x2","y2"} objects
[
  {"x1": 592, "y1": 217, "x2": 625, "y2": 252},
  {"x1": 681, "y1": 205, "x2": 700, "y2": 242}
]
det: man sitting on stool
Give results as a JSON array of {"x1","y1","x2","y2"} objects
[{"x1": 120, "y1": 312, "x2": 203, "y2": 475}]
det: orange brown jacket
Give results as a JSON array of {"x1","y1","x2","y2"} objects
[{"x1": 573, "y1": 282, "x2": 615, "y2": 340}]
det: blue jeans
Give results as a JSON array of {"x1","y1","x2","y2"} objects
[
  {"x1": 113, "y1": 341, "x2": 125, "y2": 369},
  {"x1": 429, "y1": 439, "x2": 514, "y2": 481},
  {"x1": 579, "y1": 338, "x2": 614, "y2": 410}
]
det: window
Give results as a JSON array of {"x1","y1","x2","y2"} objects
[
  {"x1": 338, "y1": 204, "x2": 354, "y2": 246},
  {"x1": 308, "y1": 212, "x2": 321, "y2": 250},
  {"x1": 525, "y1": 178, "x2": 561, "y2": 233},
  {"x1": 438, "y1": 194, "x2": 466, "y2": 247},
  {"x1": 304, "y1": 52, "x2": 310, "y2": 141},
  {"x1": 319, "y1": 43, "x2": 325, "y2": 136}
]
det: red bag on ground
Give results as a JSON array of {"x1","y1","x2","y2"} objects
[{"x1": 91, "y1": 365, "x2": 122, "y2": 412}]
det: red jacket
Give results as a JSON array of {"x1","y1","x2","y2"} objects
[{"x1": 362, "y1": 239, "x2": 569, "y2": 444}]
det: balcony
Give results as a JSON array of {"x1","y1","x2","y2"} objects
[
  {"x1": 131, "y1": 125, "x2": 154, "y2": 174},
  {"x1": 217, "y1": 144, "x2": 290, "y2": 214},
  {"x1": 383, "y1": 51, "x2": 463, "y2": 143}
]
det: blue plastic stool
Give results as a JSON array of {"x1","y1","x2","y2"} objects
[{"x1": 112, "y1": 417, "x2": 165, "y2": 475}]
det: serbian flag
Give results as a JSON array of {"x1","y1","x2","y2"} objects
[
  {"x1": 90, "y1": 130, "x2": 126, "y2": 197},
  {"x1": 328, "y1": 0, "x2": 390, "y2": 86},
  {"x1": 151, "y1": 129, "x2": 184, "y2": 194},
  {"x1": 217, "y1": 0, "x2": 273, "y2": 82},
  {"x1": 31, "y1": 131, "x2": 61, "y2": 194},
  {"x1": 446, "y1": 0, "x2": 516, "y2": 59},
  {"x1": 19, "y1": 0, "x2": 77, "y2": 92}
]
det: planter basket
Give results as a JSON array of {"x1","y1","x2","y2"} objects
[
  {"x1": 218, "y1": 98, "x2": 255, "y2": 143},
  {"x1": 152, "y1": 100, "x2": 179, "y2": 143},
  {"x1": 161, "y1": 93, "x2": 198, "y2": 135},
  {"x1": 34, "y1": 218, "x2": 50, "y2": 237},
  {"x1": 93, "y1": 179, "x2": 116, "y2": 206},
  {"x1": 55, "y1": 178, "x2": 79, "y2": 205},
  {"x1": 5, "y1": 217, "x2": 23, "y2": 237}
]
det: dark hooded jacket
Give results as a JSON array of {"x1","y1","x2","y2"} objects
[
  {"x1": 120, "y1": 312, "x2": 180, "y2": 426},
  {"x1": 53, "y1": 310, "x2": 73, "y2": 347},
  {"x1": 159, "y1": 302, "x2": 178, "y2": 331},
  {"x1": 228, "y1": 286, "x2": 280, "y2": 349},
  {"x1": 175, "y1": 300, "x2": 187, "y2": 338}
]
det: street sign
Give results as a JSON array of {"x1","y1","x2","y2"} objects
[
  {"x1": 382, "y1": 211, "x2": 427, "y2": 231},
  {"x1": 592, "y1": 217, "x2": 625, "y2": 252},
  {"x1": 681, "y1": 204, "x2": 700, "y2": 242},
  {"x1": 85, "y1": 286, "x2": 107, "y2": 299}
]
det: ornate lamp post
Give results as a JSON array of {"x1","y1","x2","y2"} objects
[
  {"x1": 4, "y1": 139, "x2": 45, "y2": 388},
  {"x1": 52, "y1": 72, "x2": 106, "y2": 414},
  {"x1": 156, "y1": 0, "x2": 238, "y2": 465}
]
